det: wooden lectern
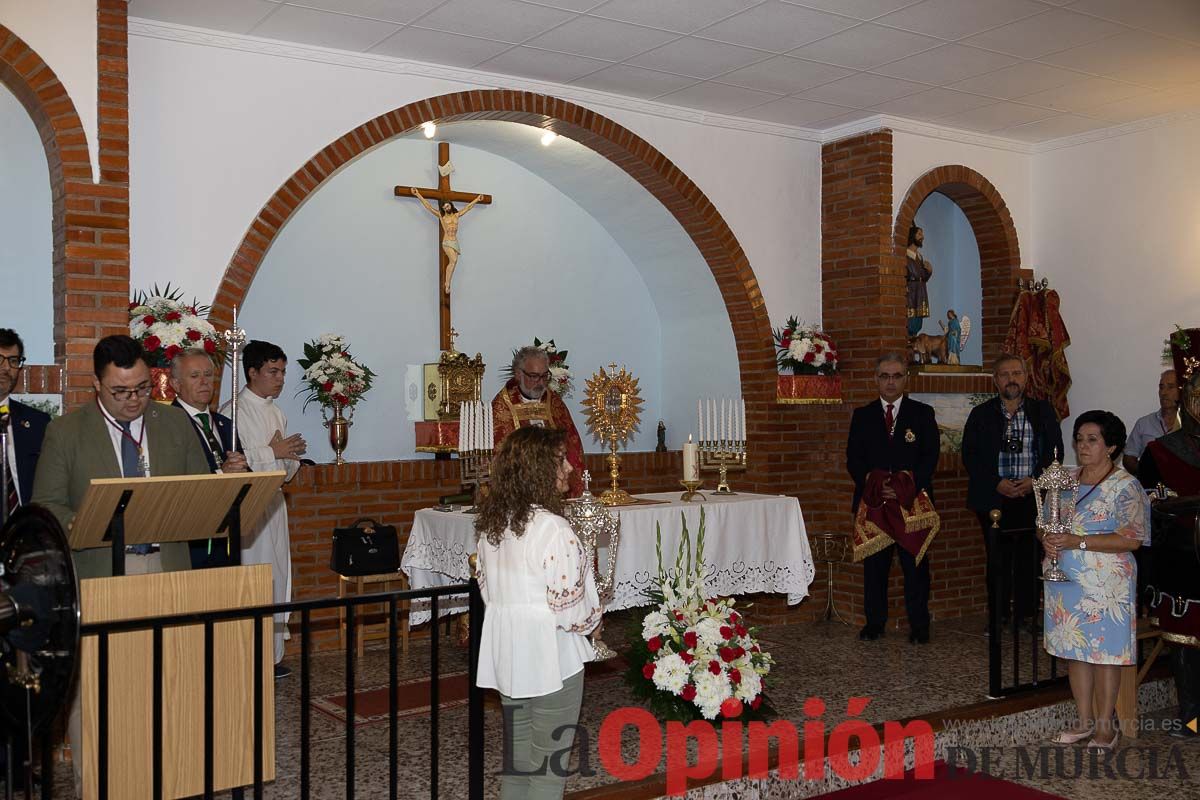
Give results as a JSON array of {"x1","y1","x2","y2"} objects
[{"x1": 68, "y1": 471, "x2": 286, "y2": 800}]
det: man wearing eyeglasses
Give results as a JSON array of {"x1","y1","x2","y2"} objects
[
  {"x1": 847, "y1": 353, "x2": 940, "y2": 644},
  {"x1": 491, "y1": 345, "x2": 584, "y2": 496},
  {"x1": 0, "y1": 328, "x2": 50, "y2": 517},
  {"x1": 32, "y1": 334, "x2": 210, "y2": 578}
]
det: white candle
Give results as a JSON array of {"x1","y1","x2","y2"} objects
[
  {"x1": 485, "y1": 403, "x2": 493, "y2": 451},
  {"x1": 740, "y1": 398, "x2": 746, "y2": 443},
  {"x1": 724, "y1": 398, "x2": 730, "y2": 443},
  {"x1": 683, "y1": 434, "x2": 699, "y2": 482},
  {"x1": 697, "y1": 399, "x2": 703, "y2": 444},
  {"x1": 700, "y1": 398, "x2": 710, "y2": 448}
]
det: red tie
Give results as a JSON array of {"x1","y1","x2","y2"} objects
[{"x1": 885, "y1": 403, "x2": 895, "y2": 440}]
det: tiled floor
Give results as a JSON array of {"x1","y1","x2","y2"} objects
[{"x1": 38, "y1": 611, "x2": 1199, "y2": 798}]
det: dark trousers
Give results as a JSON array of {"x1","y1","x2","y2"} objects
[
  {"x1": 863, "y1": 543, "x2": 930, "y2": 630},
  {"x1": 189, "y1": 538, "x2": 236, "y2": 569},
  {"x1": 978, "y1": 495, "x2": 1041, "y2": 623}
]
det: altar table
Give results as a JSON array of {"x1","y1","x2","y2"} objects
[{"x1": 401, "y1": 491, "x2": 815, "y2": 626}]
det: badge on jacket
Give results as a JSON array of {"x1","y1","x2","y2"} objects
[{"x1": 904, "y1": 428, "x2": 915, "y2": 443}]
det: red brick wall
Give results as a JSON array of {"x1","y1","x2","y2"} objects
[
  {"x1": 817, "y1": 131, "x2": 1035, "y2": 629},
  {"x1": 0, "y1": 2, "x2": 132, "y2": 410}
]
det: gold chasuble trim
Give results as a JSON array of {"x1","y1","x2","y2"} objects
[
  {"x1": 851, "y1": 492, "x2": 941, "y2": 565},
  {"x1": 501, "y1": 391, "x2": 557, "y2": 429}
]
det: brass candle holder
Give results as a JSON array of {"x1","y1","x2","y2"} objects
[
  {"x1": 700, "y1": 440, "x2": 746, "y2": 494},
  {"x1": 680, "y1": 480, "x2": 705, "y2": 502},
  {"x1": 583, "y1": 364, "x2": 643, "y2": 506}
]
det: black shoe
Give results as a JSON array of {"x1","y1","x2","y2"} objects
[
  {"x1": 908, "y1": 626, "x2": 930, "y2": 644},
  {"x1": 274, "y1": 664, "x2": 292, "y2": 679},
  {"x1": 859, "y1": 624, "x2": 884, "y2": 641}
]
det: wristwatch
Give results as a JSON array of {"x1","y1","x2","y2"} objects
[{"x1": 1078, "y1": 538, "x2": 1088, "y2": 551}]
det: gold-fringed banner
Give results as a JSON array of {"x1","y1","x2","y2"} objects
[{"x1": 776, "y1": 374, "x2": 841, "y2": 405}]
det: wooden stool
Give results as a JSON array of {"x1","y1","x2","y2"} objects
[
  {"x1": 1105, "y1": 617, "x2": 1165, "y2": 739},
  {"x1": 337, "y1": 571, "x2": 411, "y2": 659}
]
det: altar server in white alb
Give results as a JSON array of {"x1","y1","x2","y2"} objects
[{"x1": 231, "y1": 340, "x2": 307, "y2": 678}]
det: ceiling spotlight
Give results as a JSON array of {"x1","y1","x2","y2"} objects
[
  {"x1": 422, "y1": 121, "x2": 437, "y2": 139},
  {"x1": 540, "y1": 131, "x2": 557, "y2": 146}
]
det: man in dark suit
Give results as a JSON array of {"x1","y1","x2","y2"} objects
[
  {"x1": 170, "y1": 347, "x2": 249, "y2": 569},
  {"x1": 0, "y1": 328, "x2": 51, "y2": 515},
  {"x1": 962, "y1": 354, "x2": 1063, "y2": 631},
  {"x1": 847, "y1": 352, "x2": 940, "y2": 643},
  {"x1": 31, "y1": 335, "x2": 210, "y2": 579}
]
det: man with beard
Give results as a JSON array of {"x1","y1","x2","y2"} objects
[
  {"x1": 1138, "y1": 328, "x2": 1200, "y2": 740},
  {"x1": 962, "y1": 354, "x2": 1063, "y2": 632},
  {"x1": 491, "y1": 346, "x2": 584, "y2": 497},
  {"x1": 905, "y1": 225, "x2": 933, "y2": 337},
  {"x1": 0, "y1": 328, "x2": 50, "y2": 516}
]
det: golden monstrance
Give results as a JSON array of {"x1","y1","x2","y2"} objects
[{"x1": 583, "y1": 363, "x2": 643, "y2": 506}]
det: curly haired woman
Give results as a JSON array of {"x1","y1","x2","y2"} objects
[{"x1": 474, "y1": 426, "x2": 602, "y2": 799}]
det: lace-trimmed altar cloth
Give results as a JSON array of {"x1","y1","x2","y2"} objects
[{"x1": 402, "y1": 492, "x2": 815, "y2": 626}]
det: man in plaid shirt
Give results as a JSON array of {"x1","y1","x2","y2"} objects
[{"x1": 963, "y1": 355, "x2": 1063, "y2": 632}]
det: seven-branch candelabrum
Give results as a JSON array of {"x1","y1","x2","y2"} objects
[
  {"x1": 1032, "y1": 449, "x2": 1077, "y2": 582},
  {"x1": 458, "y1": 400, "x2": 493, "y2": 496},
  {"x1": 696, "y1": 396, "x2": 748, "y2": 494}
]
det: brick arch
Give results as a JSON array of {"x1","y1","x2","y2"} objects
[
  {"x1": 1, "y1": 13, "x2": 130, "y2": 407},
  {"x1": 894, "y1": 165, "x2": 1023, "y2": 366},
  {"x1": 210, "y1": 90, "x2": 776, "y2": 437}
]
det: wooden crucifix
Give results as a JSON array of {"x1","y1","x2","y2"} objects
[{"x1": 394, "y1": 142, "x2": 493, "y2": 351}]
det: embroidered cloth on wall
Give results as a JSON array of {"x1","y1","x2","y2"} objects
[{"x1": 1003, "y1": 288, "x2": 1072, "y2": 421}]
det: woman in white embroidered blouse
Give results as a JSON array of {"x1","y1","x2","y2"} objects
[{"x1": 474, "y1": 426, "x2": 602, "y2": 800}]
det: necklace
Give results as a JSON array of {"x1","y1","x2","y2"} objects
[
  {"x1": 97, "y1": 399, "x2": 147, "y2": 475},
  {"x1": 1075, "y1": 463, "x2": 1114, "y2": 508}
]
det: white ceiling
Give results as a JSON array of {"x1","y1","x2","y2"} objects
[{"x1": 128, "y1": 0, "x2": 1200, "y2": 143}]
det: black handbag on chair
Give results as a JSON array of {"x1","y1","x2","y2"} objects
[{"x1": 330, "y1": 518, "x2": 400, "y2": 576}]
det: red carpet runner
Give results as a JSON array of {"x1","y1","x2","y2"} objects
[{"x1": 814, "y1": 761, "x2": 1067, "y2": 799}]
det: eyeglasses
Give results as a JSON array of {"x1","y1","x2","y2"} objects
[
  {"x1": 877, "y1": 372, "x2": 905, "y2": 381},
  {"x1": 0, "y1": 356, "x2": 26, "y2": 369},
  {"x1": 520, "y1": 368, "x2": 551, "y2": 382},
  {"x1": 104, "y1": 383, "x2": 153, "y2": 401}
]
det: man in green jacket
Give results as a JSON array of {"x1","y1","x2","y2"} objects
[{"x1": 32, "y1": 335, "x2": 210, "y2": 578}]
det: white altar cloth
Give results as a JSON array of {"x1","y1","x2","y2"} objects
[{"x1": 401, "y1": 492, "x2": 815, "y2": 626}]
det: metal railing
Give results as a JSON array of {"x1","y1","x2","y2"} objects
[
  {"x1": 6, "y1": 579, "x2": 485, "y2": 800},
  {"x1": 985, "y1": 525, "x2": 1064, "y2": 698}
]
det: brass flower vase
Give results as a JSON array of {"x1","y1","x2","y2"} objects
[{"x1": 325, "y1": 402, "x2": 351, "y2": 465}]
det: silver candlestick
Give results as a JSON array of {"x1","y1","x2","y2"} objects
[
  {"x1": 222, "y1": 304, "x2": 247, "y2": 448},
  {"x1": 1033, "y1": 449, "x2": 1076, "y2": 583},
  {"x1": 565, "y1": 470, "x2": 621, "y2": 660}
]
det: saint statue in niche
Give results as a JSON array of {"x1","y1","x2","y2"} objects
[
  {"x1": 411, "y1": 187, "x2": 484, "y2": 293},
  {"x1": 905, "y1": 225, "x2": 933, "y2": 336}
]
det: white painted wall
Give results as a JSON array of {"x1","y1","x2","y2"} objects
[
  {"x1": 1033, "y1": 116, "x2": 1200, "y2": 440},
  {"x1": 892, "y1": 130, "x2": 1033, "y2": 264},
  {"x1": 126, "y1": 28, "x2": 822, "y2": 338},
  {"x1": 236, "y1": 136, "x2": 740, "y2": 462},
  {"x1": 0, "y1": 0, "x2": 98, "y2": 181},
  {"x1": 0, "y1": 83, "x2": 53, "y2": 362}
]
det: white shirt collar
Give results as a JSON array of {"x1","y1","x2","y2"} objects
[
  {"x1": 241, "y1": 387, "x2": 273, "y2": 406},
  {"x1": 176, "y1": 398, "x2": 206, "y2": 418},
  {"x1": 96, "y1": 398, "x2": 144, "y2": 430},
  {"x1": 880, "y1": 396, "x2": 903, "y2": 414}
]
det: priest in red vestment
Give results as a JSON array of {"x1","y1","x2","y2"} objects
[{"x1": 491, "y1": 346, "x2": 584, "y2": 497}]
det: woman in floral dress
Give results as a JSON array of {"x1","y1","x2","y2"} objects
[{"x1": 1042, "y1": 410, "x2": 1149, "y2": 750}]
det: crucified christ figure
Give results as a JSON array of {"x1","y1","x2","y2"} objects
[{"x1": 411, "y1": 187, "x2": 484, "y2": 294}]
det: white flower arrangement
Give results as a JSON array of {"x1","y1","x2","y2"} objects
[
  {"x1": 626, "y1": 509, "x2": 775, "y2": 722},
  {"x1": 296, "y1": 334, "x2": 376, "y2": 411}
]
